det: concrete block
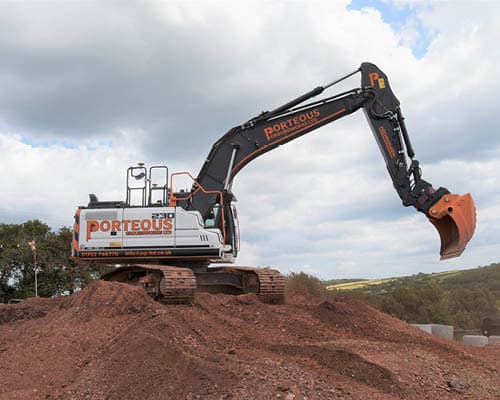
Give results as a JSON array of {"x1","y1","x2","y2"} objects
[
  {"x1": 411, "y1": 324, "x2": 432, "y2": 334},
  {"x1": 488, "y1": 335, "x2": 500, "y2": 345},
  {"x1": 462, "y1": 335, "x2": 488, "y2": 347},
  {"x1": 431, "y1": 324, "x2": 454, "y2": 340}
]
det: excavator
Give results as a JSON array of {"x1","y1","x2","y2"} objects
[{"x1": 72, "y1": 62, "x2": 476, "y2": 303}]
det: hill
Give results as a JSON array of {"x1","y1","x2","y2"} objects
[
  {"x1": 325, "y1": 264, "x2": 500, "y2": 329},
  {"x1": 1, "y1": 281, "x2": 500, "y2": 399}
]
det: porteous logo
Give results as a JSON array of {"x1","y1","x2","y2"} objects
[
  {"x1": 263, "y1": 109, "x2": 321, "y2": 141},
  {"x1": 86, "y1": 218, "x2": 173, "y2": 240}
]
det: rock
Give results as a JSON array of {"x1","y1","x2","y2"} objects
[{"x1": 447, "y1": 377, "x2": 470, "y2": 393}]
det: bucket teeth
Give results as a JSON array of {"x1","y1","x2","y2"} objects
[{"x1": 427, "y1": 193, "x2": 476, "y2": 260}]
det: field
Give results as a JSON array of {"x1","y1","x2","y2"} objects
[{"x1": 326, "y1": 270, "x2": 464, "y2": 292}]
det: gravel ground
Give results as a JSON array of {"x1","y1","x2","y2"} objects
[{"x1": 1, "y1": 280, "x2": 499, "y2": 400}]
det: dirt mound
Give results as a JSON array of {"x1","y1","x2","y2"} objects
[
  {"x1": 269, "y1": 344, "x2": 400, "y2": 394},
  {"x1": 62, "y1": 279, "x2": 156, "y2": 318},
  {"x1": 1, "y1": 281, "x2": 500, "y2": 400},
  {"x1": 0, "y1": 299, "x2": 49, "y2": 325},
  {"x1": 312, "y1": 296, "x2": 435, "y2": 341}
]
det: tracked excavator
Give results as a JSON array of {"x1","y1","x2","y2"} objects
[{"x1": 72, "y1": 62, "x2": 476, "y2": 303}]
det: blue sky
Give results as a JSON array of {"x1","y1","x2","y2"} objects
[
  {"x1": 20, "y1": 136, "x2": 78, "y2": 149},
  {"x1": 349, "y1": 0, "x2": 432, "y2": 58}
]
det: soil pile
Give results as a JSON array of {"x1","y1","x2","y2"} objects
[{"x1": 1, "y1": 281, "x2": 499, "y2": 400}]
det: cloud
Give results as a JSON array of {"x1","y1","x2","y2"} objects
[
  {"x1": 0, "y1": 1, "x2": 410, "y2": 158},
  {"x1": 0, "y1": 1, "x2": 498, "y2": 279},
  {"x1": 0, "y1": 133, "x2": 137, "y2": 225}
]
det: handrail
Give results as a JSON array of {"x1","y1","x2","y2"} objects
[
  {"x1": 232, "y1": 204, "x2": 240, "y2": 252},
  {"x1": 169, "y1": 171, "x2": 226, "y2": 245}
]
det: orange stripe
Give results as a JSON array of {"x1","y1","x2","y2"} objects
[
  {"x1": 231, "y1": 109, "x2": 346, "y2": 175},
  {"x1": 74, "y1": 209, "x2": 80, "y2": 234},
  {"x1": 378, "y1": 126, "x2": 396, "y2": 158}
]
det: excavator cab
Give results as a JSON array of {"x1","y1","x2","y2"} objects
[{"x1": 427, "y1": 193, "x2": 476, "y2": 260}]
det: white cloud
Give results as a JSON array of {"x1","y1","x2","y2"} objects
[
  {"x1": 0, "y1": 132, "x2": 147, "y2": 224},
  {"x1": 0, "y1": 1, "x2": 498, "y2": 279}
]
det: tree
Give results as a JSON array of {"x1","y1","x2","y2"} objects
[
  {"x1": 448, "y1": 286, "x2": 497, "y2": 328},
  {"x1": 379, "y1": 281, "x2": 453, "y2": 325},
  {"x1": 0, "y1": 220, "x2": 113, "y2": 302}
]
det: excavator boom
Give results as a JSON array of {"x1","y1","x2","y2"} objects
[{"x1": 182, "y1": 62, "x2": 476, "y2": 259}]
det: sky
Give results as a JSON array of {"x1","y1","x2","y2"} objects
[{"x1": 0, "y1": 0, "x2": 499, "y2": 279}]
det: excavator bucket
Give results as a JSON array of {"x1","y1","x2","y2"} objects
[{"x1": 427, "y1": 193, "x2": 476, "y2": 260}]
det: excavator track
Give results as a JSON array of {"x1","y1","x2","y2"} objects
[
  {"x1": 102, "y1": 264, "x2": 284, "y2": 304},
  {"x1": 158, "y1": 265, "x2": 197, "y2": 304},
  {"x1": 252, "y1": 268, "x2": 285, "y2": 304},
  {"x1": 101, "y1": 264, "x2": 196, "y2": 304},
  {"x1": 196, "y1": 266, "x2": 285, "y2": 304}
]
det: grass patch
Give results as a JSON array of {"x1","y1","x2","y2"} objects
[
  {"x1": 326, "y1": 278, "x2": 398, "y2": 291},
  {"x1": 286, "y1": 272, "x2": 336, "y2": 301}
]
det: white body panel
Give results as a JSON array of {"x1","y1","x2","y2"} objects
[{"x1": 76, "y1": 206, "x2": 225, "y2": 260}]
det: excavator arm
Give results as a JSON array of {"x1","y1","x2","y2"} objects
[
  {"x1": 175, "y1": 62, "x2": 476, "y2": 260},
  {"x1": 359, "y1": 63, "x2": 476, "y2": 259}
]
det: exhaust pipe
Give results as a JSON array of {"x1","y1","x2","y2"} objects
[{"x1": 427, "y1": 193, "x2": 476, "y2": 260}]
